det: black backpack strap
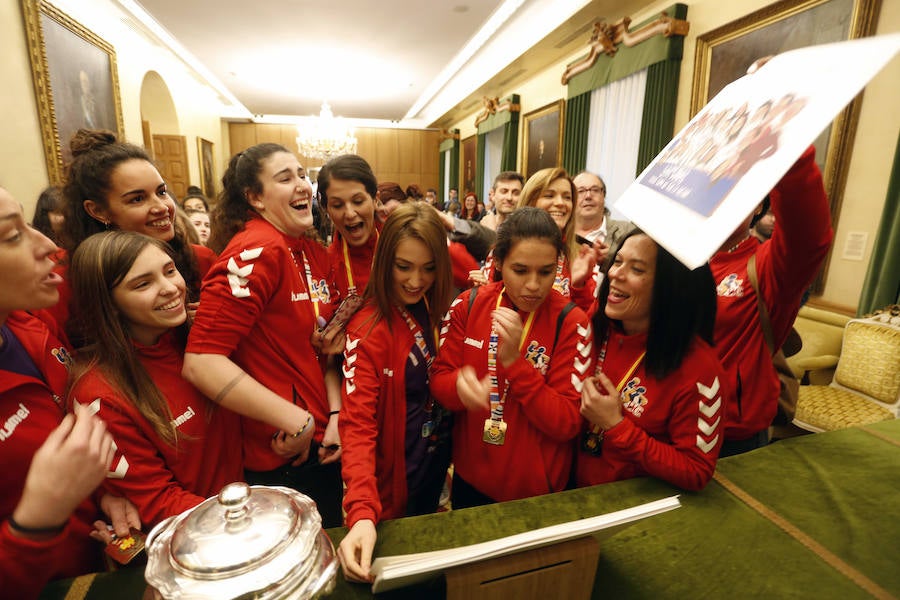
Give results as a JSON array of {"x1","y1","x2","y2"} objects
[
  {"x1": 553, "y1": 302, "x2": 577, "y2": 352},
  {"x1": 468, "y1": 285, "x2": 478, "y2": 312}
]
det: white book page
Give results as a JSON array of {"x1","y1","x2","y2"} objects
[{"x1": 370, "y1": 495, "x2": 680, "y2": 593}]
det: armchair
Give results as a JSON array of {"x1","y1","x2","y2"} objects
[
  {"x1": 793, "y1": 315, "x2": 900, "y2": 432},
  {"x1": 787, "y1": 306, "x2": 851, "y2": 385}
]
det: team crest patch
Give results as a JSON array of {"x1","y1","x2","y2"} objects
[
  {"x1": 716, "y1": 273, "x2": 744, "y2": 297},
  {"x1": 310, "y1": 277, "x2": 331, "y2": 304},
  {"x1": 621, "y1": 377, "x2": 648, "y2": 417},
  {"x1": 524, "y1": 340, "x2": 549, "y2": 374},
  {"x1": 51, "y1": 346, "x2": 72, "y2": 367},
  {"x1": 553, "y1": 276, "x2": 571, "y2": 296}
]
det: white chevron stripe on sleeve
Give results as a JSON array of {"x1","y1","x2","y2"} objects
[
  {"x1": 698, "y1": 398, "x2": 721, "y2": 418},
  {"x1": 696, "y1": 434, "x2": 718, "y2": 454},
  {"x1": 697, "y1": 415, "x2": 721, "y2": 436},
  {"x1": 574, "y1": 358, "x2": 590, "y2": 375},
  {"x1": 239, "y1": 247, "x2": 263, "y2": 261},
  {"x1": 696, "y1": 376, "x2": 720, "y2": 400},
  {"x1": 572, "y1": 373, "x2": 584, "y2": 392}
]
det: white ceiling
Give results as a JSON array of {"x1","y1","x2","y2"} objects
[{"x1": 125, "y1": 0, "x2": 653, "y2": 127}]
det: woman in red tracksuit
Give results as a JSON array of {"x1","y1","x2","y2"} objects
[
  {"x1": 575, "y1": 230, "x2": 729, "y2": 491},
  {"x1": 337, "y1": 203, "x2": 455, "y2": 583},
  {"x1": 474, "y1": 167, "x2": 599, "y2": 311},
  {"x1": 184, "y1": 143, "x2": 345, "y2": 528},
  {"x1": 431, "y1": 207, "x2": 592, "y2": 508},
  {"x1": 67, "y1": 232, "x2": 242, "y2": 528},
  {"x1": 317, "y1": 154, "x2": 381, "y2": 301},
  {"x1": 710, "y1": 145, "x2": 832, "y2": 455},
  {"x1": 51, "y1": 128, "x2": 216, "y2": 330},
  {"x1": 0, "y1": 187, "x2": 137, "y2": 600}
]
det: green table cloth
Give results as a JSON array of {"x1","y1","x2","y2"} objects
[{"x1": 40, "y1": 420, "x2": 900, "y2": 599}]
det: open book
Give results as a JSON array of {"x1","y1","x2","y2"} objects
[{"x1": 371, "y1": 495, "x2": 680, "y2": 593}]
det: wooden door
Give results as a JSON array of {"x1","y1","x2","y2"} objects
[{"x1": 152, "y1": 134, "x2": 189, "y2": 200}]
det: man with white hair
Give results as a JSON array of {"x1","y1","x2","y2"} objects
[{"x1": 573, "y1": 171, "x2": 631, "y2": 250}]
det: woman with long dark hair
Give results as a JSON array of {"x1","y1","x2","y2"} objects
[
  {"x1": 184, "y1": 143, "x2": 345, "y2": 527},
  {"x1": 67, "y1": 231, "x2": 242, "y2": 527},
  {"x1": 338, "y1": 203, "x2": 454, "y2": 582},
  {"x1": 575, "y1": 229, "x2": 729, "y2": 491},
  {"x1": 431, "y1": 207, "x2": 591, "y2": 508}
]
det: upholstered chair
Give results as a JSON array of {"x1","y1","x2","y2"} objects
[{"x1": 793, "y1": 314, "x2": 900, "y2": 432}]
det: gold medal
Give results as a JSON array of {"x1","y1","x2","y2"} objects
[
  {"x1": 482, "y1": 419, "x2": 507, "y2": 445},
  {"x1": 581, "y1": 429, "x2": 604, "y2": 456}
]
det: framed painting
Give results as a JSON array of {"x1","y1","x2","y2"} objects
[
  {"x1": 690, "y1": 0, "x2": 881, "y2": 292},
  {"x1": 461, "y1": 135, "x2": 477, "y2": 196},
  {"x1": 522, "y1": 100, "x2": 565, "y2": 179},
  {"x1": 197, "y1": 137, "x2": 216, "y2": 198},
  {"x1": 22, "y1": 0, "x2": 125, "y2": 184}
]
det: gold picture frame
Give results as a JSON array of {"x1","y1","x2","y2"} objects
[
  {"x1": 690, "y1": 0, "x2": 881, "y2": 292},
  {"x1": 22, "y1": 0, "x2": 125, "y2": 184},
  {"x1": 197, "y1": 137, "x2": 216, "y2": 198},
  {"x1": 522, "y1": 100, "x2": 565, "y2": 179}
]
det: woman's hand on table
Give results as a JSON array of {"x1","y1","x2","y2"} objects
[{"x1": 338, "y1": 519, "x2": 377, "y2": 583}]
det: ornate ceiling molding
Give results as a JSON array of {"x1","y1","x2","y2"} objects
[
  {"x1": 473, "y1": 96, "x2": 521, "y2": 127},
  {"x1": 561, "y1": 11, "x2": 690, "y2": 85}
]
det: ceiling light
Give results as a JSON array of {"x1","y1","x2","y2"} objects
[{"x1": 296, "y1": 102, "x2": 358, "y2": 160}]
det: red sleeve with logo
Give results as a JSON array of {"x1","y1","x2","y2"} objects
[
  {"x1": 432, "y1": 284, "x2": 591, "y2": 502},
  {"x1": 340, "y1": 305, "x2": 414, "y2": 527},
  {"x1": 576, "y1": 331, "x2": 728, "y2": 491},
  {"x1": 187, "y1": 219, "x2": 330, "y2": 471},
  {"x1": 1, "y1": 312, "x2": 103, "y2": 595},
  {"x1": 68, "y1": 334, "x2": 242, "y2": 528}
]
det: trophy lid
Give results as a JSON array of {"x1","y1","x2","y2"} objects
[{"x1": 145, "y1": 482, "x2": 337, "y2": 599}]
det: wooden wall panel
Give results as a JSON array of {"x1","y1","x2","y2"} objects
[
  {"x1": 227, "y1": 123, "x2": 440, "y2": 192},
  {"x1": 228, "y1": 123, "x2": 257, "y2": 156}
]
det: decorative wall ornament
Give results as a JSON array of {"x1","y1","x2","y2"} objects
[
  {"x1": 561, "y1": 11, "x2": 690, "y2": 84},
  {"x1": 439, "y1": 128, "x2": 460, "y2": 142},
  {"x1": 473, "y1": 96, "x2": 521, "y2": 127}
]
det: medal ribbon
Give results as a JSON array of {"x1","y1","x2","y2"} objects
[
  {"x1": 487, "y1": 290, "x2": 536, "y2": 423},
  {"x1": 552, "y1": 252, "x2": 567, "y2": 295},
  {"x1": 291, "y1": 248, "x2": 320, "y2": 320},
  {"x1": 341, "y1": 228, "x2": 378, "y2": 297},
  {"x1": 398, "y1": 303, "x2": 439, "y2": 438},
  {"x1": 587, "y1": 336, "x2": 645, "y2": 435}
]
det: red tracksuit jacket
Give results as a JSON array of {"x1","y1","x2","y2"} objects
[
  {"x1": 710, "y1": 146, "x2": 832, "y2": 440},
  {"x1": 68, "y1": 332, "x2": 243, "y2": 528},
  {"x1": 0, "y1": 312, "x2": 101, "y2": 599},
  {"x1": 340, "y1": 302, "x2": 438, "y2": 527},
  {"x1": 431, "y1": 282, "x2": 591, "y2": 502},
  {"x1": 187, "y1": 217, "x2": 336, "y2": 471},
  {"x1": 575, "y1": 327, "x2": 729, "y2": 491}
]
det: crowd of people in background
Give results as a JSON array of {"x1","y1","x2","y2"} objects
[{"x1": 2, "y1": 121, "x2": 832, "y2": 594}]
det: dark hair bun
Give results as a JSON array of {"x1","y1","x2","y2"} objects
[{"x1": 69, "y1": 128, "x2": 118, "y2": 158}]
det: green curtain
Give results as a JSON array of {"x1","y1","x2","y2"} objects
[
  {"x1": 475, "y1": 134, "x2": 486, "y2": 197},
  {"x1": 636, "y1": 58, "x2": 681, "y2": 174},
  {"x1": 566, "y1": 4, "x2": 687, "y2": 98},
  {"x1": 476, "y1": 95, "x2": 520, "y2": 176},
  {"x1": 858, "y1": 130, "x2": 900, "y2": 314},
  {"x1": 501, "y1": 119, "x2": 519, "y2": 172},
  {"x1": 563, "y1": 91, "x2": 591, "y2": 175}
]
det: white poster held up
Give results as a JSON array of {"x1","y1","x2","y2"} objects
[{"x1": 615, "y1": 33, "x2": 900, "y2": 269}]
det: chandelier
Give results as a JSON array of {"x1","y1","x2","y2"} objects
[{"x1": 296, "y1": 102, "x2": 358, "y2": 160}]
